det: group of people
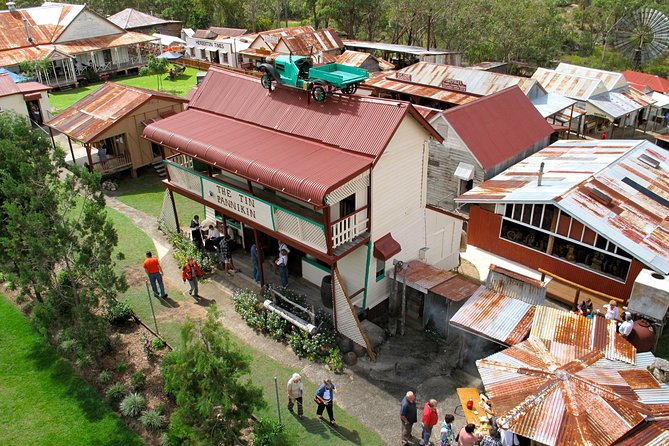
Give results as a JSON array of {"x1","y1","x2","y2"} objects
[
  {"x1": 286, "y1": 374, "x2": 337, "y2": 426},
  {"x1": 400, "y1": 391, "x2": 517, "y2": 446},
  {"x1": 191, "y1": 215, "x2": 236, "y2": 274},
  {"x1": 578, "y1": 298, "x2": 635, "y2": 337}
]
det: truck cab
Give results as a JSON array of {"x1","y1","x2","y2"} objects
[{"x1": 274, "y1": 56, "x2": 312, "y2": 88}]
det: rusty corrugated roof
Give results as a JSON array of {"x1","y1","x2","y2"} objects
[
  {"x1": 532, "y1": 67, "x2": 609, "y2": 100},
  {"x1": 0, "y1": 3, "x2": 84, "y2": 50},
  {"x1": 0, "y1": 73, "x2": 49, "y2": 97},
  {"x1": 54, "y1": 31, "x2": 156, "y2": 54},
  {"x1": 530, "y1": 306, "x2": 636, "y2": 364},
  {"x1": 336, "y1": 50, "x2": 394, "y2": 71},
  {"x1": 278, "y1": 28, "x2": 343, "y2": 54},
  {"x1": 187, "y1": 67, "x2": 442, "y2": 159},
  {"x1": 478, "y1": 337, "x2": 659, "y2": 446},
  {"x1": 364, "y1": 71, "x2": 479, "y2": 106},
  {"x1": 143, "y1": 108, "x2": 373, "y2": 206},
  {"x1": 46, "y1": 82, "x2": 186, "y2": 143},
  {"x1": 456, "y1": 139, "x2": 669, "y2": 275},
  {"x1": 556, "y1": 63, "x2": 628, "y2": 91},
  {"x1": 450, "y1": 285, "x2": 536, "y2": 345},
  {"x1": 107, "y1": 8, "x2": 181, "y2": 30},
  {"x1": 613, "y1": 420, "x2": 669, "y2": 446}
]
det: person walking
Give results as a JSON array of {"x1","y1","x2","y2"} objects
[
  {"x1": 190, "y1": 215, "x2": 203, "y2": 249},
  {"x1": 276, "y1": 248, "x2": 288, "y2": 287},
  {"x1": 219, "y1": 234, "x2": 236, "y2": 274},
  {"x1": 315, "y1": 379, "x2": 336, "y2": 426},
  {"x1": 400, "y1": 391, "x2": 418, "y2": 445},
  {"x1": 143, "y1": 251, "x2": 167, "y2": 299},
  {"x1": 250, "y1": 243, "x2": 261, "y2": 283},
  {"x1": 440, "y1": 414, "x2": 456, "y2": 446},
  {"x1": 480, "y1": 426, "x2": 503, "y2": 446},
  {"x1": 287, "y1": 373, "x2": 304, "y2": 419},
  {"x1": 420, "y1": 399, "x2": 439, "y2": 445},
  {"x1": 181, "y1": 257, "x2": 203, "y2": 298}
]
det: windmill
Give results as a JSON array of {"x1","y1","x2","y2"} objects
[{"x1": 611, "y1": 7, "x2": 669, "y2": 69}]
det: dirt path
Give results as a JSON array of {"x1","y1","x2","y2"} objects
[{"x1": 106, "y1": 196, "x2": 479, "y2": 445}]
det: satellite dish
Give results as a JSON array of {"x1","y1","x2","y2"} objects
[{"x1": 612, "y1": 7, "x2": 669, "y2": 69}]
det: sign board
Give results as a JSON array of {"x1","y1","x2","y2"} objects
[
  {"x1": 202, "y1": 178, "x2": 274, "y2": 229},
  {"x1": 187, "y1": 37, "x2": 230, "y2": 50},
  {"x1": 440, "y1": 79, "x2": 466, "y2": 92},
  {"x1": 264, "y1": 35, "x2": 279, "y2": 45},
  {"x1": 396, "y1": 72, "x2": 412, "y2": 82}
]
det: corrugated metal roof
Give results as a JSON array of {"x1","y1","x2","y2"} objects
[
  {"x1": 209, "y1": 27, "x2": 247, "y2": 37},
  {"x1": 402, "y1": 260, "x2": 455, "y2": 293},
  {"x1": 623, "y1": 70, "x2": 669, "y2": 94},
  {"x1": 456, "y1": 139, "x2": 669, "y2": 274},
  {"x1": 441, "y1": 86, "x2": 554, "y2": 170},
  {"x1": 477, "y1": 337, "x2": 658, "y2": 446},
  {"x1": 0, "y1": 46, "x2": 69, "y2": 67},
  {"x1": 650, "y1": 90, "x2": 669, "y2": 108},
  {"x1": 0, "y1": 3, "x2": 84, "y2": 50},
  {"x1": 530, "y1": 306, "x2": 636, "y2": 363},
  {"x1": 556, "y1": 63, "x2": 628, "y2": 91},
  {"x1": 46, "y1": 82, "x2": 186, "y2": 143},
  {"x1": 531, "y1": 92, "x2": 577, "y2": 118},
  {"x1": 143, "y1": 108, "x2": 372, "y2": 206},
  {"x1": 532, "y1": 67, "x2": 608, "y2": 101},
  {"x1": 613, "y1": 420, "x2": 669, "y2": 446},
  {"x1": 53, "y1": 31, "x2": 155, "y2": 54},
  {"x1": 188, "y1": 67, "x2": 442, "y2": 160},
  {"x1": 278, "y1": 28, "x2": 343, "y2": 54},
  {"x1": 335, "y1": 50, "x2": 394, "y2": 71},
  {"x1": 107, "y1": 8, "x2": 181, "y2": 30},
  {"x1": 485, "y1": 264, "x2": 546, "y2": 304},
  {"x1": 343, "y1": 39, "x2": 459, "y2": 56},
  {"x1": 364, "y1": 71, "x2": 479, "y2": 106},
  {"x1": 587, "y1": 88, "x2": 654, "y2": 119},
  {"x1": 450, "y1": 285, "x2": 535, "y2": 345},
  {"x1": 0, "y1": 73, "x2": 49, "y2": 97}
]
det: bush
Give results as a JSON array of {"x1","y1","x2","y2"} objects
[
  {"x1": 167, "y1": 231, "x2": 215, "y2": 273},
  {"x1": 265, "y1": 312, "x2": 287, "y2": 341},
  {"x1": 98, "y1": 370, "x2": 111, "y2": 384},
  {"x1": 140, "y1": 409, "x2": 165, "y2": 431},
  {"x1": 120, "y1": 392, "x2": 146, "y2": 418},
  {"x1": 131, "y1": 370, "x2": 146, "y2": 391},
  {"x1": 159, "y1": 432, "x2": 172, "y2": 446},
  {"x1": 325, "y1": 347, "x2": 343, "y2": 374},
  {"x1": 151, "y1": 337, "x2": 167, "y2": 350},
  {"x1": 105, "y1": 300, "x2": 134, "y2": 325},
  {"x1": 106, "y1": 382, "x2": 126, "y2": 405},
  {"x1": 253, "y1": 416, "x2": 291, "y2": 446},
  {"x1": 115, "y1": 360, "x2": 127, "y2": 374},
  {"x1": 232, "y1": 290, "x2": 266, "y2": 330}
]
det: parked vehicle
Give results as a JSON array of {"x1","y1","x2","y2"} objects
[{"x1": 259, "y1": 55, "x2": 369, "y2": 103}]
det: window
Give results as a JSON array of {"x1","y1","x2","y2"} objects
[
  {"x1": 339, "y1": 194, "x2": 356, "y2": 218},
  {"x1": 375, "y1": 259, "x2": 385, "y2": 281}
]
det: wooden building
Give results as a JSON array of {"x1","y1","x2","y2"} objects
[
  {"x1": 0, "y1": 72, "x2": 51, "y2": 124},
  {"x1": 456, "y1": 139, "x2": 669, "y2": 300},
  {"x1": 107, "y1": 8, "x2": 182, "y2": 37},
  {"x1": 46, "y1": 82, "x2": 187, "y2": 175},
  {"x1": 143, "y1": 67, "x2": 462, "y2": 351}
]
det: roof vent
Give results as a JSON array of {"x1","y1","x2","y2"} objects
[
  {"x1": 639, "y1": 153, "x2": 660, "y2": 168},
  {"x1": 588, "y1": 187, "x2": 613, "y2": 206},
  {"x1": 23, "y1": 18, "x2": 33, "y2": 43},
  {"x1": 6, "y1": 1, "x2": 16, "y2": 12}
]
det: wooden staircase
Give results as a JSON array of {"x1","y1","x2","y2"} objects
[{"x1": 152, "y1": 160, "x2": 166, "y2": 178}]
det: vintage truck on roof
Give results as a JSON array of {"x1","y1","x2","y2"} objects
[{"x1": 259, "y1": 55, "x2": 369, "y2": 102}]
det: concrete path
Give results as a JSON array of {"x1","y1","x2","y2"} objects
[{"x1": 106, "y1": 195, "x2": 479, "y2": 445}]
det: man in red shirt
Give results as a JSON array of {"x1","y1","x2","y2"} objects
[
  {"x1": 420, "y1": 399, "x2": 439, "y2": 445},
  {"x1": 143, "y1": 251, "x2": 167, "y2": 299}
]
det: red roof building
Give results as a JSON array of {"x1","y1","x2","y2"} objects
[
  {"x1": 143, "y1": 67, "x2": 463, "y2": 354},
  {"x1": 622, "y1": 70, "x2": 669, "y2": 94},
  {"x1": 425, "y1": 86, "x2": 554, "y2": 211},
  {"x1": 0, "y1": 73, "x2": 51, "y2": 124}
]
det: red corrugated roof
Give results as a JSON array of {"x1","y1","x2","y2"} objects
[
  {"x1": 143, "y1": 109, "x2": 373, "y2": 205},
  {"x1": 188, "y1": 67, "x2": 442, "y2": 161},
  {"x1": 442, "y1": 86, "x2": 554, "y2": 170},
  {"x1": 622, "y1": 70, "x2": 669, "y2": 94},
  {"x1": 0, "y1": 73, "x2": 50, "y2": 97}
]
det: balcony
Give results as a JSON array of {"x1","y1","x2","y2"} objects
[
  {"x1": 92, "y1": 152, "x2": 132, "y2": 174},
  {"x1": 164, "y1": 157, "x2": 369, "y2": 255}
]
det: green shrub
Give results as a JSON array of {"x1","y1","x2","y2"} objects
[
  {"x1": 75, "y1": 354, "x2": 92, "y2": 370},
  {"x1": 115, "y1": 360, "x2": 127, "y2": 374},
  {"x1": 98, "y1": 370, "x2": 111, "y2": 384},
  {"x1": 119, "y1": 392, "x2": 146, "y2": 418},
  {"x1": 131, "y1": 370, "x2": 146, "y2": 391},
  {"x1": 325, "y1": 347, "x2": 343, "y2": 374},
  {"x1": 151, "y1": 337, "x2": 167, "y2": 350},
  {"x1": 139, "y1": 409, "x2": 165, "y2": 431},
  {"x1": 167, "y1": 231, "x2": 215, "y2": 273},
  {"x1": 232, "y1": 290, "x2": 266, "y2": 330},
  {"x1": 253, "y1": 416, "x2": 291, "y2": 446},
  {"x1": 265, "y1": 311, "x2": 287, "y2": 341},
  {"x1": 106, "y1": 382, "x2": 126, "y2": 405},
  {"x1": 105, "y1": 300, "x2": 134, "y2": 325},
  {"x1": 159, "y1": 432, "x2": 172, "y2": 446}
]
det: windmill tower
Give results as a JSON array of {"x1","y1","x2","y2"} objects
[{"x1": 612, "y1": 7, "x2": 669, "y2": 69}]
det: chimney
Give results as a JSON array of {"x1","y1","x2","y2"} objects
[
  {"x1": 23, "y1": 18, "x2": 33, "y2": 43},
  {"x1": 537, "y1": 162, "x2": 545, "y2": 186},
  {"x1": 7, "y1": 1, "x2": 16, "y2": 12}
]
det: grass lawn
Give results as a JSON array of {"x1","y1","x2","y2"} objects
[
  {"x1": 0, "y1": 296, "x2": 143, "y2": 446},
  {"x1": 48, "y1": 67, "x2": 199, "y2": 114}
]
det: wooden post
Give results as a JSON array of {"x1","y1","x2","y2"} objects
[
  {"x1": 84, "y1": 143, "x2": 94, "y2": 172},
  {"x1": 48, "y1": 126, "x2": 56, "y2": 150},
  {"x1": 567, "y1": 104, "x2": 575, "y2": 140},
  {"x1": 573, "y1": 288, "x2": 581, "y2": 311},
  {"x1": 169, "y1": 189, "x2": 181, "y2": 233},
  {"x1": 67, "y1": 136, "x2": 75, "y2": 164}
]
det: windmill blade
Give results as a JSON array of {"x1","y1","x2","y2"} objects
[{"x1": 612, "y1": 7, "x2": 669, "y2": 64}]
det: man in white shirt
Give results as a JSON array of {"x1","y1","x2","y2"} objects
[
  {"x1": 619, "y1": 313, "x2": 634, "y2": 337},
  {"x1": 499, "y1": 427, "x2": 519, "y2": 446}
]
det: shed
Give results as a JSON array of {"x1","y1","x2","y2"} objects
[
  {"x1": 335, "y1": 50, "x2": 394, "y2": 74},
  {"x1": 107, "y1": 8, "x2": 182, "y2": 37},
  {"x1": 46, "y1": 82, "x2": 187, "y2": 175},
  {"x1": 0, "y1": 73, "x2": 51, "y2": 124}
]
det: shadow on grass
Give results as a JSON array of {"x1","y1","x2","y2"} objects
[{"x1": 298, "y1": 414, "x2": 363, "y2": 444}]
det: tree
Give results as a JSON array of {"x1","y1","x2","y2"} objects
[
  {"x1": 0, "y1": 112, "x2": 127, "y2": 361},
  {"x1": 162, "y1": 306, "x2": 265, "y2": 445},
  {"x1": 140, "y1": 54, "x2": 169, "y2": 91}
]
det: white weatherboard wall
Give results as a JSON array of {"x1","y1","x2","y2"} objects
[
  {"x1": 0, "y1": 94, "x2": 29, "y2": 119},
  {"x1": 424, "y1": 208, "x2": 460, "y2": 270},
  {"x1": 56, "y1": 10, "x2": 124, "y2": 43},
  {"x1": 337, "y1": 244, "x2": 369, "y2": 306}
]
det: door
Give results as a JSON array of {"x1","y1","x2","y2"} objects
[{"x1": 27, "y1": 100, "x2": 43, "y2": 125}]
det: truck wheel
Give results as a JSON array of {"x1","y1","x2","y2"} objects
[
  {"x1": 312, "y1": 85, "x2": 326, "y2": 102},
  {"x1": 350, "y1": 82, "x2": 359, "y2": 94},
  {"x1": 341, "y1": 85, "x2": 354, "y2": 94},
  {"x1": 261, "y1": 73, "x2": 273, "y2": 91}
]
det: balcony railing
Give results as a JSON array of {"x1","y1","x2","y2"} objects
[
  {"x1": 331, "y1": 206, "x2": 369, "y2": 249},
  {"x1": 93, "y1": 152, "x2": 132, "y2": 173}
]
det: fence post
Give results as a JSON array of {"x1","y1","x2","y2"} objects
[
  {"x1": 274, "y1": 376, "x2": 282, "y2": 424},
  {"x1": 145, "y1": 281, "x2": 159, "y2": 334}
]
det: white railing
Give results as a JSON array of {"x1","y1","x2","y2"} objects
[
  {"x1": 331, "y1": 207, "x2": 369, "y2": 249},
  {"x1": 165, "y1": 163, "x2": 201, "y2": 196},
  {"x1": 169, "y1": 154, "x2": 193, "y2": 169},
  {"x1": 274, "y1": 208, "x2": 327, "y2": 252}
]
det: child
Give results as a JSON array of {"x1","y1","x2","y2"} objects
[{"x1": 440, "y1": 414, "x2": 455, "y2": 446}]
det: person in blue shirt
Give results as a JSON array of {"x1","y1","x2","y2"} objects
[
  {"x1": 315, "y1": 379, "x2": 336, "y2": 426},
  {"x1": 400, "y1": 390, "x2": 418, "y2": 445}
]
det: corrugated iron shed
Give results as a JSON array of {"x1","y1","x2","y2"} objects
[
  {"x1": 364, "y1": 71, "x2": 479, "y2": 106},
  {"x1": 587, "y1": 87, "x2": 654, "y2": 119},
  {"x1": 614, "y1": 420, "x2": 669, "y2": 446},
  {"x1": 278, "y1": 28, "x2": 343, "y2": 54},
  {"x1": 532, "y1": 67, "x2": 608, "y2": 101},
  {"x1": 531, "y1": 92, "x2": 576, "y2": 119},
  {"x1": 623, "y1": 70, "x2": 669, "y2": 94},
  {"x1": 107, "y1": 8, "x2": 181, "y2": 30},
  {"x1": 556, "y1": 63, "x2": 628, "y2": 91},
  {"x1": 449, "y1": 285, "x2": 536, "y2": 345},
  {"x1": 143, "y1": 108, "x2": 372, "y2": 206},
  {"x1": 46, "y1": 82, "x2": 187, "y2": 143},
  {"x1": 530, "y1": 305, "x2": 636, "y2": 364},
  {"x1": 0, "y1": 3, "x2": 84, "y2": 50},
  {"x1": 187, "y1": 67, "x2": 442, "y2": 160},
  {"x1": 456, "y1": 139, "x2": 669, "y2": 275},
  {"x1": 485, "y1": 264, "x2": 546, "y2": 304},
  {"x1": 343, "y1": 39, "x2": 459, "y2": 57},
  {"x1": 477, "y1": 337, "x2": 658, "y2": 446},
  {"x1": 440, "y1": 86, "x2": 554, "y2": 171},
  {"x1": 336, "y1": 50, "x2": 394, "y2": 71}
]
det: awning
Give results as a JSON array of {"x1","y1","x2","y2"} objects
[
  {"x1": 373, "y1": 233, "x2": 401, "y2": 260},
  {"x1": 453, "y1": 162, "x2": 475, "y2": 181},
  {"x1": 23, "y1": 92, "x2": 42, "y2": 101}
]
